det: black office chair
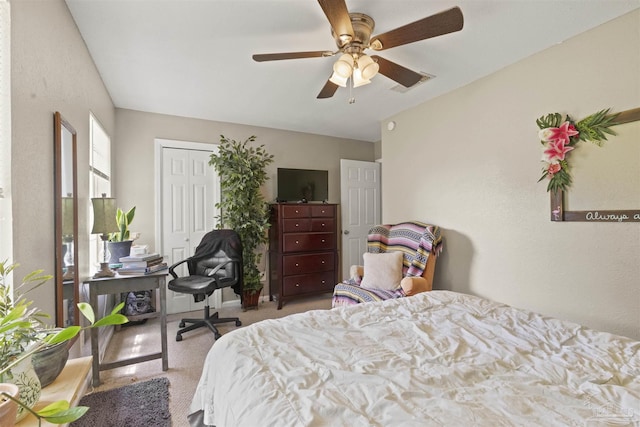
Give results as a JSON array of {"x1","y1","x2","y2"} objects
[{"x1": 168, "y1": 229, "x2": 243, "y2": 341}]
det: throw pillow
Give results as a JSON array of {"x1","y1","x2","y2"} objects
[{"x1": 360, "y1": 252, "x2": 404, "y2": 291}]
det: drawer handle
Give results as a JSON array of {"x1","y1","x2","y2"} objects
[
  {"x1": 295, "y1": 263, "x2": 299, "y2": 267},
  {"x1": 295, "y1": 240, "x2": 299, "y2": 244},
  {"x1": 321, "y1": 260, "x2": 325, "y2": 264},
  {"x1": 321, "y1": 239, "x2": 325, "y2": 243},
  {"x1": 295, "y1": 210, "x2": 299, "y2": 213},
  {"x1": 321, "y1": 280, "x2": 326, "y2": 284},
  {"x1": 295, "y1": 223, "x2": 299, "y2": 227},
  {"x1": 321, "y1": 223, "x2": 325, "y2": 227},
  {"x1": 295, "y1": 283, "x2": 300, "y2": 287}
]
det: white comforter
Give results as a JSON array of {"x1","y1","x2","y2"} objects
[{"x1": 189, "y1": 291, "x2": 640, "y2": 426}]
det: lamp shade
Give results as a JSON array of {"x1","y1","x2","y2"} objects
[
  {"x1": 329, "y1": 71, "x2": 349, "y2": 87},
  {"x1": 61, "y1": 196, "x2": 74, "y2": 237},
  {"x1": 357, "y1": 54, "x2": 379, "y2": 80},
  {"x1": 91, "y1": 195, "x2": 118, "y2": 235},
  {"x1": 333, "y1": 53, "x2": 354, "y2": 78},
  {"x1": 352, "y1": 68, "x2": 371, "y2": 88}
]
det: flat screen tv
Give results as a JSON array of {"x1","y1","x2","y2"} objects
[{"x1": 277, "y1": 168, "x2": 328, "y2": 202}]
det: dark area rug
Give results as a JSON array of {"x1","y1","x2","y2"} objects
[{"x1": 70, "y1": 377, "x2": 171, "y2": 427}]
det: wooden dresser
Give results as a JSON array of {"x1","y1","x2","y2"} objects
[{"x1": 268, "y1": 203, "x2": 338, "y2": 309}]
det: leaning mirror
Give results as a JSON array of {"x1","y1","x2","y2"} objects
[{"x1": 54, "y1": 112, "x2": 79, "y2": 327}]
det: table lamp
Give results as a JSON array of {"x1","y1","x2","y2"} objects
[{"x1": 91, "y1": 194, "x2": 118, "y2": 278}]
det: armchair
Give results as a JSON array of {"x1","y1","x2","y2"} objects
[{"x1": 332, "y1": 221, "x2": 442, "y2": 308}]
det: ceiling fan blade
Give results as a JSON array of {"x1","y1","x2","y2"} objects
[
  {"x1": 370, "y1": 6, "x2": 463, "y2": 51},
  {"x1": 317, "y1": 0, "x2": 354, "y2": 44},
  {"x1": 370, "y1": 55, "x2": 423, "y2": 88},
  {"x1": 253, "y1": 51, "x2": 333, "y2": 62},
  {"x1": 317, "y1": 78, "x2": 339, "y2": 99}
]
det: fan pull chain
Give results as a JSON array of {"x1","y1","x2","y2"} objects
[{"x1": 348, "y1": 75, "x2": 355, "y2": 104}]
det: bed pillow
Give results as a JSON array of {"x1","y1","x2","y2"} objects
[{"x1": 360, "y1": 252, "x2": 404, "y2": 290}]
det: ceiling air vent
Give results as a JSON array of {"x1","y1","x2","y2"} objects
[{"x1": 390, "y1": 73, "x2": 435, "y2": 93}]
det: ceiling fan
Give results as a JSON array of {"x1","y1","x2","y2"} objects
[{"x1": 252, "y1": 0, "x2": 464, "y2": 99}]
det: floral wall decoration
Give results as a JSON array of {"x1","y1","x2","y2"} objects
[
  {"x1": 536, "y1": 107, "x2": 640, "y2": 223},
  {"x1": 537, "y1": 108, "x2": 618, "y2": 193}
]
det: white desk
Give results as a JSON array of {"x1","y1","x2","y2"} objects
[{"x1": 83, "y1": 272, "x2": 169, "y2": 387}]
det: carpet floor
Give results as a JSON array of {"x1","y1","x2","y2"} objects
[{"x1": 71, "y1": 377, "x2": 171, "y2": 427}]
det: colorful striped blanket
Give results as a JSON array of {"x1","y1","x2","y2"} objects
[{"x1": 332, "y1": 221, "x2": 442, "y2": 307}]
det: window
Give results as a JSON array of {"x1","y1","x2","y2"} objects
[{"x1": 89, "y1": 113, "x2": 112, "y2": 269}]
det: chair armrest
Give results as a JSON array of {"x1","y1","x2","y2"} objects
[
  {"x1": 350, "y1": 265, "x2": 364, "y2": 280},
  {"x1": 400, "y1": 276, "x2": 432, "y2": 296},
  {"x1": 168, "y1": 258, "x2": 190, "y2": 280}
]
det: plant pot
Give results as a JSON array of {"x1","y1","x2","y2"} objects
[
  {"x1": 5, "y1": 354, "x2": 41, "y2": 422},
  {"x1": 32, "y1": 338, "x2": 69, "y2": 388},
  {"x1": 107, "y1": 240, "x2": 133, "y2": 264},
  {"x1": 0, "y1": 383, "x2": 19, "y2": 427},
  {"x1": 242, "y1": 288, "x2": 262, "y2": 311}
]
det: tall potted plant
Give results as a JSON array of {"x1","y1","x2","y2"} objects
[{"x1": 208, "y1": 135, "x2": 274, "y2": 309}]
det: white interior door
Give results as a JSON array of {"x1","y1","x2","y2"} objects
[
  {"x1": 157, "y1": 141, "x2": 219, "y2": 314},
  {"x1": 340, "y1": 159, "x2": 381, "y2": 281}
]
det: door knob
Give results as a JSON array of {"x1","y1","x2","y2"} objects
[{"x1": 343, "y1": 230, "x2": 350, "y2": 235}]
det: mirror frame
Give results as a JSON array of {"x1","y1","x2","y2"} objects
[
  {"x1": 54, "y1": 111, "x2": 79, "y2": 327},
  {"x1": 549, "y1": 107, "x2": 640, "y2": 222}
]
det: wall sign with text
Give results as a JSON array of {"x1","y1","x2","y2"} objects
[{"x1": 549, "y1": 107, "x2": 640, "y2": 222}]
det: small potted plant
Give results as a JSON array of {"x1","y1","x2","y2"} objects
[
  {"x1": 107, "y1": 206, "x2": 136, "y2": 264},
  {"x1": 0, "y1": 260, "x2": 128, "y2": 425},
  {"x1": 209, "y1": 135, "x2": 274, "y2": 309}
]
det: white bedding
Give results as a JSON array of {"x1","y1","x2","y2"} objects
[{"x1": 189, "y1": 291, "x2": 640, "y2": 426}]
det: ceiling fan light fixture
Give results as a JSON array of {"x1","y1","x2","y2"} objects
[
  {"x1": 329, "y1": 71, "x2": 348, "y2": 87},
  {"x1": 352, "y1": 68, "x2": 371, "y2": 88},
  {"x1": 357, "y1": 54, "x2": 379, "y2": 80},
  {"x1": 333, "y1": 53, "x2": 354, "y2": 78}
]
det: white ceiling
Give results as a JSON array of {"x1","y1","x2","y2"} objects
[{"x1": 65, "y1": 0, "x2": 639, "y2": 142}]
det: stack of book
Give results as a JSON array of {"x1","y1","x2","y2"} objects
[{"x1": 117, "y1": 253, "x2": 168, "y2": 275}]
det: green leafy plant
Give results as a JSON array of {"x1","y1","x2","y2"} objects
[
  {"x1": 0, "y1": 260, "x2": 128, "y2": 425},
  {"x1": 208, "y1": 135, "x2": 274, "y2": 295},
  {"x1": 108, "y1": 206, "x2": 136, "y2": 242}
]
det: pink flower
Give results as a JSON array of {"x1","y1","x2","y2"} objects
[
  {"x1": 543, "y1": 140, "x2": 574, "y2": 162},
  {"x1": 538, "y1": 121, "x2": 579, "y2": 145},
  {"x1": 547, "y1": 163, "x2": 561, "y2": 176}
]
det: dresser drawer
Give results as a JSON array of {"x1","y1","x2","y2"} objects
[
  {"x1": 311, "y1": 218, "x2": 334, "y2": 232},
  {"x1": 283, "y1": 252, "x2": 334, "y2": 276},
  {"x1": 283, "y1": 233, "x2": 335, "y2": 252},
  {"x1": 283, "y1": 271, "x2": 335, "y2": 296},
  {"x1": 282, "y1": 205, "x2": 311, "y2": 218},
  {"x1": 283, "y1": 218, "x2": 311, "y2": 233},
  {"x1": 311, "y1": 205, "x2": 335, "y2": 217}
]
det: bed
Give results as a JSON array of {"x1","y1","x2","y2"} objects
[{"x1": 188, "y1": 291, "x2": 640, "y2": 426}]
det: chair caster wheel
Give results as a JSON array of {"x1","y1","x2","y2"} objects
[
  {"x1": 179, "y1": 321, "x2": 185, "y2": 327},
  {"x1": 236, "y1": 320, "x2": 242, "y2": 326},
  {"x1": 176, "y1": 335, "x2": 182, "y2": 342}
]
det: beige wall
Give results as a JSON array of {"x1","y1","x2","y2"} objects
[
  {"x1": 381, "y1": 10, "x2": 640, "y2": 340},
  {"x1": 114, "y1": 108, "x2": 375, "y2": 255},
  {"x1": 10, "y1": 0, "x2": 115, "y2": 316}
]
